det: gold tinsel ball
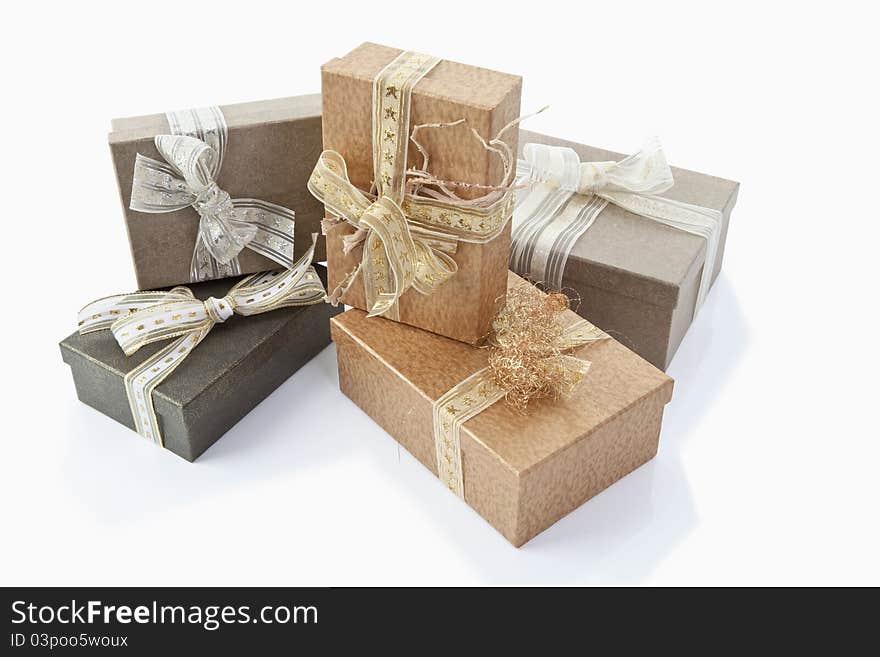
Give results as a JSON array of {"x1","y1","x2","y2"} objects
[
  {"x1": 544, "y1": 292, "x2": 569, "y2": 312},
  {"x1": 487, "y1": 284, "x2": 577, "y2": 413}
]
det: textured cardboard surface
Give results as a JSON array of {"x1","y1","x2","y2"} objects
[
  {"x1": 60, "y1": 268, "x2": 340, "y2": 461},
  {"x1": 518, "y1": 130, "x2": 740, "y2": 369},
  {"x1": 331, "y1": 273, "x2": 674, "y2": 546},
  {"x1": 322, "y1": 43, "x2": 522, "y2": 344},
  {"x1": 110, "y1": 94, "x2": 326, "y2": 289}
]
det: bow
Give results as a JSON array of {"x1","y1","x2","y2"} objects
[
  {"x1": 432, "y1": 282, "x2": 608, "y2": 498},
  {"x1": 308, "y1": 51, "x2": 515, "y2": 320},
  {"x1": 130, "y1": 106, "x2": 299, "y2": 283},
  {"x1": 511, "y1": 138, "x2": 724, "y2": 313},
  {"x1": 77, "y1": 236, "x2": 326, "y2": 447}
]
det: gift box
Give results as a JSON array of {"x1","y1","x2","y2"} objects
[
  {"x1": 330, "y1": 273, "x2": 674, "y2": 546},
  {"x1": 513, "y1": 130, "x2": 740, "y2": 370},
  {"x1": 61, "y1": 267, "x2": 339, "y2": 462},
  {"x1": 317, "y1": 43, "x2": 522, "y2": 344},
  {"x1": 110, "y1": 94, "x2": 325, "y2": 289}
]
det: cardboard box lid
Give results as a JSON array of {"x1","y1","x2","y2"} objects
[
  {"x1": 330, "y1": 273, "x2": 673, "y2": 475},
  {"x1": 321, "y1": 42, "x2": 522, "y2": 199},
  {"x1": 322, "y1": 42, "x2": 521, "y2": 114},
  {"x1": 60, "y1": 269, "x2": 329, "y2": 408},
  {"x1": 518, "y1": 130, "x2": 739, "y2": 310},
  {"x1": 108, "y1": 94, "x2": 322, "y2": 142}
]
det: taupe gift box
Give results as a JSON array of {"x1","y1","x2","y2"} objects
[
  {"x1": 110, "y1": 94, "x2": 325, "y2": 289},
  {"x1": 321, "y1": 43, "x2": 522, "y2": 345},
  {"x1": 331, "y1": 273, "x2": 674, "y2": 546},
  {"x1": 60, "y1": 268, "x2": 340, "y2": 462},
  {"x1": 518, "y1": 131, "x2": 740, "y2": 370}
]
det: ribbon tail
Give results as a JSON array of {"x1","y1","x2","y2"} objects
[
  {"x1": 558, "y1": 318, "x2": 609, "y2": 349},
  {"x1": 358, "y1": 198, "x2": 418, "y2": 320},
  {"x1": 326, "y1": 263, "x2": 362, "y2": 307},
  {"x1": 124, "y1": 328, "x2": 211, "y2": 446},
  {"x1": 360, "y1": 239, "x2": 400, "y2": 320},
  {"x1": 602, "y1": 190, "x2": 723, "y2": 315},
  {"x1": 229, "y1": 199, "x2": 297, "y2": 269},
  {"x1": 78, "y1": 290, "x2": 196, "y2": 334},
  {"x1": 227, "y1": 233, "x2": 326, "y2": 315},
  {"x1": 190, "y1": 235, "x2": 242, "y2": 282},
  {"x1": 410, "y1": 240, "x2": 457, "y2": 296},
  {"x1": 600, "y1": 137, "x2": 674, "y2": 195}
]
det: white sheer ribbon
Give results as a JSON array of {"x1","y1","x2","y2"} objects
[
  {"x1": 511, "y1": 139, "x2": 723, "y2": 314},
  {"x1": 130, "y1": 106, "x2": 299, "y2": 283}
]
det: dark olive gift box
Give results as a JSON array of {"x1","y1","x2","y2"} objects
[{"x1": 60, "y1": 268, "x2": 340, "y2": 461}]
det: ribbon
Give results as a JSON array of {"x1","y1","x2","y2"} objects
[
  {"x1": 511, "y1": 138, "x2": 724, "y2": 314},
  {"x1": 77, "y1": 236, "x2": 326, "y2": 448},
  {"x1": 308, "y1": 51, "x2": 516, "y2": 320},
  {"x1": 432, "y1": 298, "x2": 608, "y2": 499},
  {"x1": 130, "y1": 106, "x2": 299, "y2": 283}
]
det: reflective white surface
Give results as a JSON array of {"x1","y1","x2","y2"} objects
[{"x1": 2, "y1": 0, "x2": 878, "y2": 585}]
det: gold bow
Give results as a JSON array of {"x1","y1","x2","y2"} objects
[
  {"x1": 77, "y1": 236, "x2": 326, "y2": 447},
  {"x1": 308, "y1": 50, "x2": 515, "y2": 320}
]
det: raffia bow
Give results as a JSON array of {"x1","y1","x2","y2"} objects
[
  {"x1": 308, "y1": 51, "x2": 517, "y2": 319},
  {"x1": 512, "y1": 138, "x2": 724, "y2": 313},
  {"x1": 432, "y1": 283, "x2": 608, "y2": 498},
  {"x1": 77, "y1": 236, "x2": 326, "y2": 447},
  {"x1": 130, "y1": 106, "x2": 300, "y2": 283}
]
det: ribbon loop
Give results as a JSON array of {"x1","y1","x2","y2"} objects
[
  {"x1": 129, "y1": 108, "x2": 298, "y2": 282},
  {"x1": 154, "y1": 134, "x2": 218, "y2": 191},
  {"x1": 576, "y1": 162, "x2": 611, "y2": 195},
  {"x1": 77, "y1": 235, "x2": 326, "y2": 448}
]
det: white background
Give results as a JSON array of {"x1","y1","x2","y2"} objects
[{"x1": 2, "y1": 1, "x2": 878, "y2": 586}]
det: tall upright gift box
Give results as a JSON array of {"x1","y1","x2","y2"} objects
[{"x1": 312, "y1": 43, "x2": 522, "y2": 344}]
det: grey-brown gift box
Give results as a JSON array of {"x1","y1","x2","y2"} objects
[
  {"x1": 60, "y1": 267, "x2": 340, "y2": 461},
  {"x1": 109, "y1": 94, "x2": 325, "y2": 289},
  {"x1": 518, "y1": 131, "x2": 739, "y2": 370}
]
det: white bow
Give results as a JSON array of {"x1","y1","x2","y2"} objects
[
  {"x1": 129, "y1": 106, "x2": 299, "y2": 283},
  {"x1": 511, "y1": 139, "x2": 723, "y2": 314}
]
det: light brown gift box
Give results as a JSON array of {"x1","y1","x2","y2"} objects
[
  {"x1": 109, "y1": 94, "x2": 325, "y2": 290},
  {"x1": 518, "y1": 131, "x2": 740, "y2": 370},
  {"x1": 321, "y1": 43, "x2": 522, "y2": 345},
  {"x1": 331, "y1": 273, "x2": 674, "y2": 546}
]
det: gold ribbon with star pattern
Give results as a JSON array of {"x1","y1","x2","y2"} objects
[
  {"x1": 309, "y1": 51, "x2": 515, "y2": 320},
  {"x1": 433, "y1": 318, "x2": 608, "y2": 498}
]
